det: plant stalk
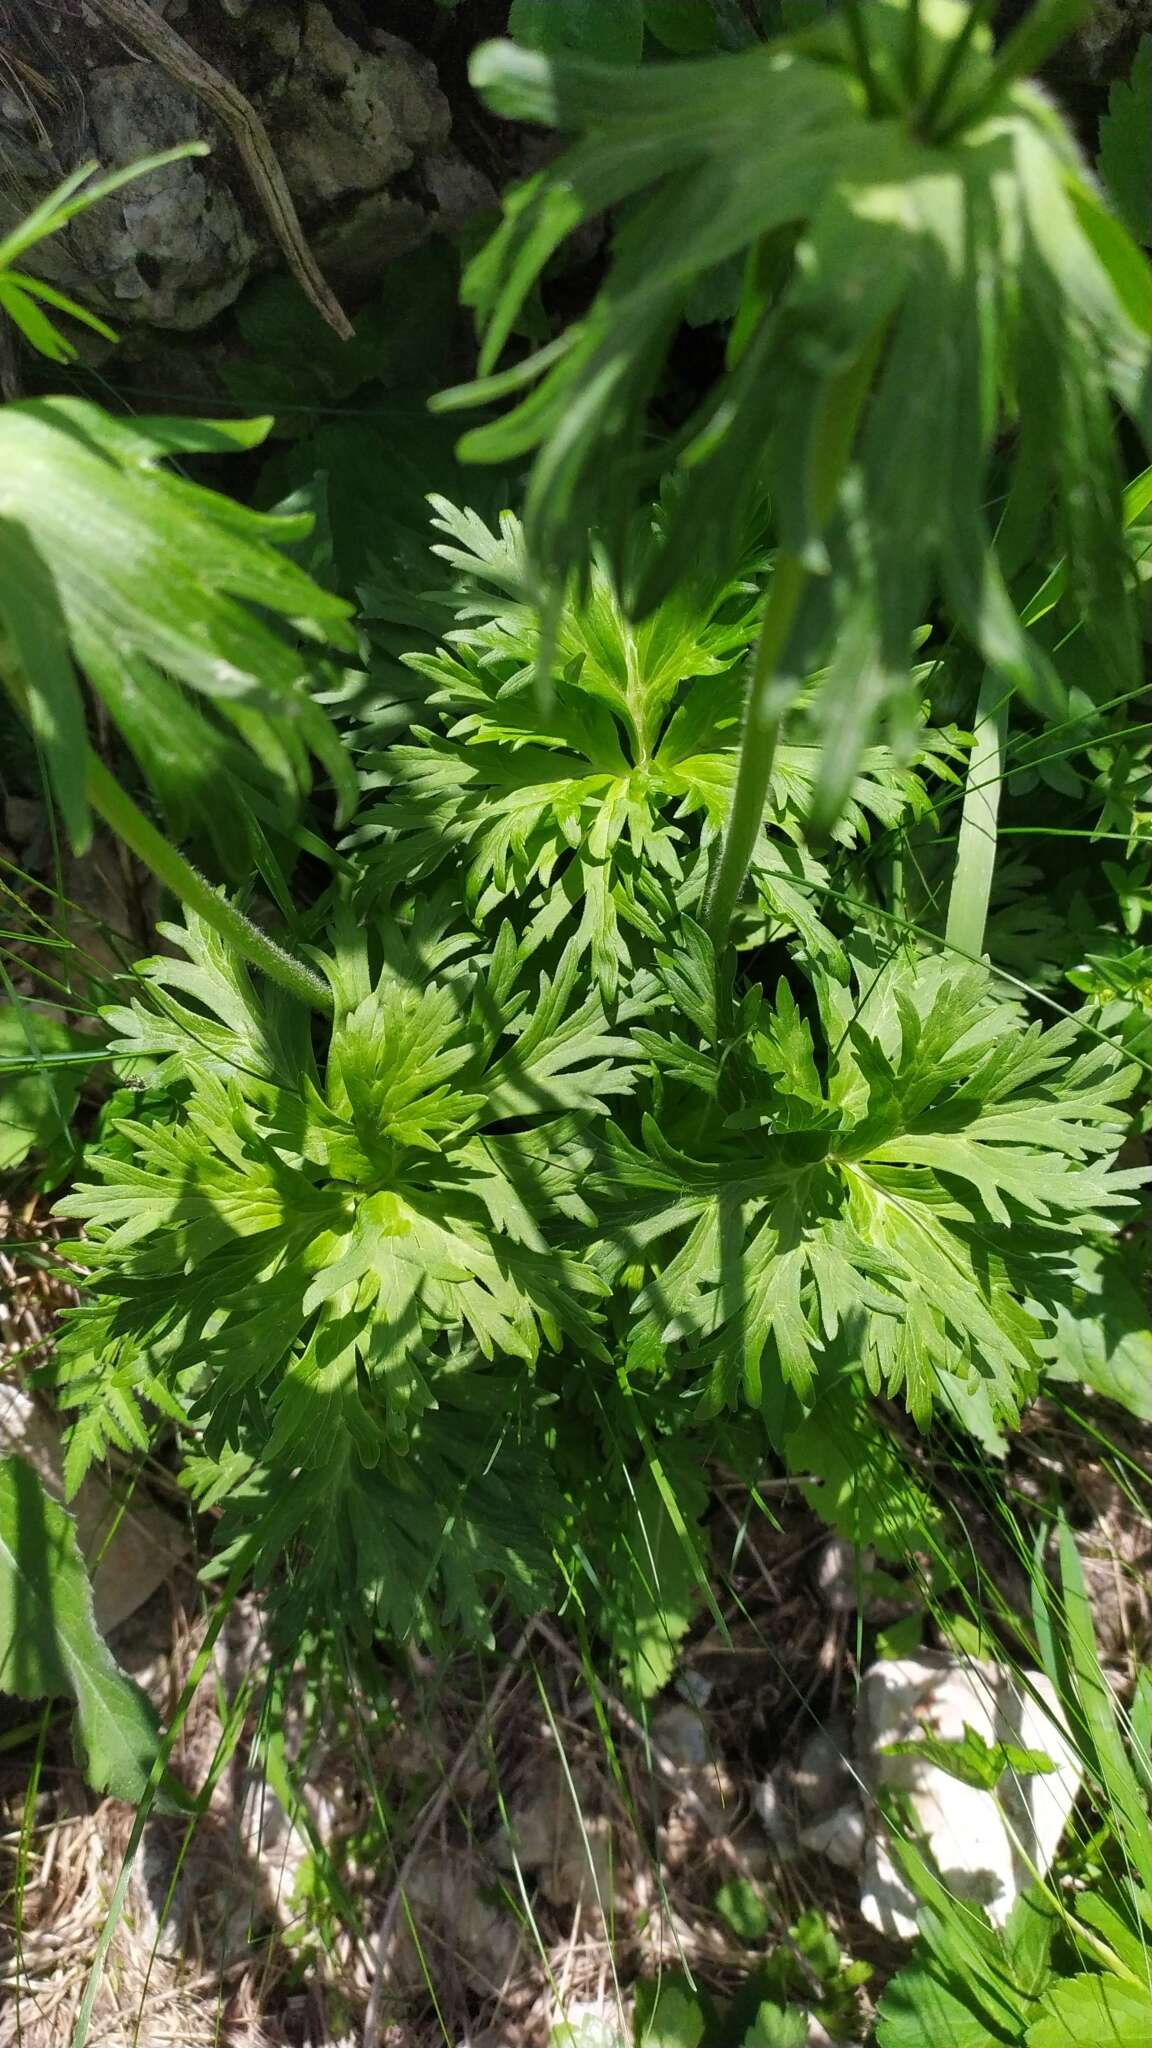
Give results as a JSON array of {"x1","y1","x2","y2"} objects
[
  {"x1": 704, "y1": 332, "x2": 886, "y2": 954},
  {"x1": 85, "y1": 750, "x2": 333, "y2": 1015},
  {"x1": 944, "y1": 668, "x2": 1010, "y2": 960},
  {"x1": 841, "y1": 0, "x2": 882, "y2": 116},
  {"x1": 917, "y1": 0, "x2": 996, "y2": 139},
  {"x1": 703, "y1": 553, "x2": 808, "y2": 950}
]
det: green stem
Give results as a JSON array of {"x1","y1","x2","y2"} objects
[
  {"x1": 704, "y1": 553, "x2": 809, "y2": 950},
  {"x1": 704, "y1": 332, "x2": 886, "y2": 954},
  {"x1": 941, "y1": 0, "x2": 1091, "y2": 139},
  {"x1": 944, "y1": 669, "x2": 1010, "y2": 961},
  {"x1": 905, "y1": 0, "x2": 923, "y2": 97},
  {"x1": 841, "y1": 0, "x2": 882, "y2": 115},
  {"x1": 85, "y1": 750, "x2": 333, "y2": 1016},
  {"x1": 916, "y1": 0, "x2": 996, "y2": 139}
]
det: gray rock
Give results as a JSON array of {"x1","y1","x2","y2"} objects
[
  {"x1": 3, "y1": 796, "x2": 42, "y2": 847},
  {"x1": 652, "y1": 1701, "x2": 711, "y2": 1769},
  {"x1": 2, "y1": 3, "x2": 489, "y2": 334},
  {"x1": 272, "y1": 12, "x2": 449, "y2": 212},
  {"x1": 83, "y1": 66, "x2": 256, "y2": 329},
  {"x1": 814, "y1": 1536, "x2": 864, "y2": 1612},
  {"x1": 794, "y1": 1722, "x2": 854, "y2": 1813}
]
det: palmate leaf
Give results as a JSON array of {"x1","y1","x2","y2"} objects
[
  {"x1": 355, "y1": 502, "x2": 946, "y2": 993},
  {"x1": 183, "y1": 1358, "x2": 565, "y2": 1643},
  {"x1": 441, "y1": 0, "x2": 1152, "y2": 821},
  {"x1": 877, "y1": 1886, "x2": 1057, "y2": 2048},
  {"x1": 0, "y1": 398, "x2": 358, "y2": 858},
  {"x1": 1026, "y1": 1976, "x2": 1152, "y2": 2046},
  {"x1": 1098, "y1": 34, "x2": 1152, "y2": 247},
  {"x1": 54, "y1": 913, "x2": 642, "y2": 1542},
  {"x1": 597, "y1": 936, "x2": 1144, "y2": 1432},
  {"x1": 597, "y1": 1445, "x2": 710, "y2": 1698}
]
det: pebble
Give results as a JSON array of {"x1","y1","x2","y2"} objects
[
  {"x1": 652, "y1": 1701, "x2": 711, "y2": 1769},
  {"x1": 799, "y1": 1802, "x2": 867, "y2": 1871},
  {"x1": 794, "y1": 1723, "x2": 854, "y2": 1813}
]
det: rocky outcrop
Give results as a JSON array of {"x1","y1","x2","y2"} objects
[{"x1": 0, "y1": 1, "x2": 492, "y2": 334}]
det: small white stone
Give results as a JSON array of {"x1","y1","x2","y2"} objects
[
  {"x1": 753, "y1": 1775, "x2": 785, "y2": 1834},
  {"x1": 800, "y1": 1801, "x2": 867, "y2": 1870},
  {"x1": 678, "y1": 1668, "x2": 714, "y2": 1709},
  {"x1": 815, "y1": 1536, "x2": 871, "y2": 1612},
  {"x1": 794, "y1": 1723, "x2": 853, "y2": 1813},
  {"x1": 858, "y1": 1654, "x2": 1082, "y2": 1939}
]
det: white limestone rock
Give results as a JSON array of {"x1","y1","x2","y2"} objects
[{"x1": 857, "y1": 1653, "x2": 1082, "y2": 1939}]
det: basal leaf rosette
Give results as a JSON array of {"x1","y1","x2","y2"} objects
[
  {"x1": 54, "y1": 912, "x2": 640, "y2": 1510},
  {"x1": 599, "y1": 933, "x2": 1145, "y2": 1437}
]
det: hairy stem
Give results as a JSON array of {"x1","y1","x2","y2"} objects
[{"x1": 85, "y1": 750, "x2": 333, "y2": 1015}]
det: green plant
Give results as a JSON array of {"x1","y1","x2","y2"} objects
[
  {"x1": 0, "y1": 33, "x2": 1149, "y2": 2048},
  {"x1": 1098, "y1": 32, "x2": 1152, "y2": 247},
  {"x1": 441, "y1": 0, "x2": 1152, "y2": 945},
  {"x1": 596, "y1": 931, "x2": 1141, "y2": 1433},
  {"x1": 51, "y1": 906, "x2": 646, "y2": 1631},
  {"x1": 353, "y1": 496, "x2": 945, "y2": 990},
  {"x1": 0, "y1": 1003, "x2": 90, "y2": 1181}
]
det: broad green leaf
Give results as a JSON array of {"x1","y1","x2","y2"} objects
[
  {"x1": 1027, "y1": 1974, "x2": 1152, "y2": 2046},
  {"x1": 877, "y1": 1963, "x2": 1021, "y2": 2048},
  {"x1": 883, "y1": 1845, "x2": 1050, "y2": 2042},
  {"x1": 715, "y1": 1876, "x2": 772, "y2": 1940},
  {"x1": 634, "y1": 1979, "x2": 706, "y2": 2048},
  {"x1": 1077, "y1": 1893, "x2": 1152, "y2": 1980},
  {"x1": 786, "y1": 1391, "x2": 948, "y2": 1558},
  {"x1": 0, "y1": 1456, "x2": 162, "y2": 1802},
  {"x1": 1045, "y1": 1244, "x2": 1152, "y2": 1421},
  {"x1": 0, "y1": 516, "x2": 88, "y2": 844},
  {"x1": 1098, "y1": 34, "x2": 1152, "y2": 245},
  {"x1": 508, "y1": 0, "x2": 645, "y2": 64},
  {"x1": 1003, "y1": 1888, "x2": 1059, "y2": 1999},
  {"x1": 646, "y1": 1, "x2": 719, "y2": 54},
  {"x1": 742, "y1": 2005, "x2": 807, "y2": 2048},
  {"x1": 453, "y1": 0, "x2": 1151, "y2": 828},
  {"x1": 0, "y1": 398, "x2": 357, "y2": 848}
]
